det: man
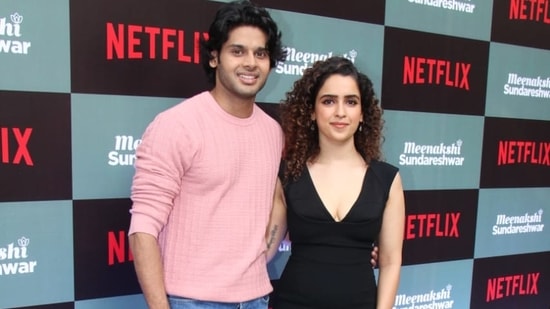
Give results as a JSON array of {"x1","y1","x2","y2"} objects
[{"x1": 128, "y1": 1, "x2": 286, "y2": 308}]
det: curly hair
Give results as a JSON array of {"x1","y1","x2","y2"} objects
[
  {"x1": 200, "y1": 0, "x2": 287, "y2": 85},
  {"x1": 280, "y1": 56, "x2": 384, "y2": 183}
]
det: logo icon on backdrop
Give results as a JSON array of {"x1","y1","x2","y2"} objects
[
  {"x1": 486, "y1": 272, "x2": 539, "y2": 302},
  {"x1": 497, "y1": 140, "x2": 550, "y2": 166},
  {"x1": 107, "y1": 135, "x2": 141, "y2": 166},
  {"x1": 0, "y1": 237, "x2": 38, "y2": 276},
  {"x1": 492, "y1": 209, "x2": 544, "y2": 235},
  {"x1": 504, "y1": 73, "x2": 550, "y2": 99},
  {"x1": 393, "y1": 284, "x2": 455, "y2": 309},
  {"x1": 403, "y1": 56, "x2": 471, "y2": 90},
  {"x1": 406, "y1": 212, "x2": 461, "y2": 239},
  {"x1": 408, "y1": 0, "x2": 476, "y2": 13},
  {"x1": 108, "y1": 230, "x2": 133, "y2": 266},
  {"x1": 399, "y1": 140, "x2": 465, "y2": 166},
  {"x1": 275, "y1": 47, "x2": 357, "y2": 76},
  {"x1": 509, "y1": 0, "x2": 550, "y2": 24},
  {"x1": 0, "y1": 127, "x2": 34, "y2": 166},
  {"x1": 0, "y1": 12, "x2": 31, "y2": 55},
  {"x1": 106, "y1": 22, "x2": 209, "y2": 63}
]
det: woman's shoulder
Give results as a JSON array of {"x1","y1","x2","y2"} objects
[
  {"x1": 368, "y1": 159, "x2": 399, "y2": 185},
  {"x1": 369, "y1": 159, "x2": 398, "y2": 173}
]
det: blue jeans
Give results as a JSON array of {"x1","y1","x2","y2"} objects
[{"x1": 168, "y1": 295, "x2": 269, "y2": 309}]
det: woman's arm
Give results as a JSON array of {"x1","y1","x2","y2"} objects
[
  {"x1": 377, "y1": 172, "x2": 405, "y2": 309},
  {"x1": 266, "y1": 177, "x2": 288, "y2": 263}
]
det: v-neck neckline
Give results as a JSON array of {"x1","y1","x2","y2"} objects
[{"x1": 305, "y1": 166, "x2": 370, "y2": 223}]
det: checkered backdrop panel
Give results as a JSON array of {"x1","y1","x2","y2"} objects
[{"x1": 1, "y1": 1, "x2": 549, "y2": 308}]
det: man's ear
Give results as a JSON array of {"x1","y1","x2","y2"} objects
[{"x1": 209, "y1": 51, "x2": 218, "y2": 68}]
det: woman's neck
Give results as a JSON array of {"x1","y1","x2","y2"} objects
[{"x1": 311, "y1": 141, "x2": 365, "y2": 167}]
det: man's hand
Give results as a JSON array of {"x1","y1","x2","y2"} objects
[{"x1": 371, "y1": 245, "x2": 379, "y2": 268}]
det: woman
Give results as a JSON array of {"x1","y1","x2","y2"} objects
[{"x1": 268, "y1": 56, "x2": 405, "y2": 308}]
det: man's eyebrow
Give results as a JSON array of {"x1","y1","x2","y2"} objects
[{"x1": 226, "y1": 44, "x2": 268, "y2": 51}]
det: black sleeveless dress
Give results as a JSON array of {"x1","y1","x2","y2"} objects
[{"x1": 273, "y1": 160, "x2": 398, "y2": 309}]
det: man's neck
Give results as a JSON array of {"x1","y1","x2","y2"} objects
[{"x1": 210, "y1": 88, "x2": 255, "y2": 118}]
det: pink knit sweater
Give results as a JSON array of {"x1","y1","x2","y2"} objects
[{"x1": 129, "y1": 91, "x2": 283, "y2": 302}]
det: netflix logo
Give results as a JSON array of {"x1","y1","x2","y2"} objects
[
  {"x1": 403, "y1": 56, "x2": 470, "y2": 90},
  {"x1": 401, "y1": 190, "x2": 477, "y2": 266},
  {"x1": 108, "y1": 230, "x2": 134, "y2": 266},
  {"x1": 492, "y1": 0, "x2": 550, "y2": 50},
  {"x1": 70, "y1": 0, "x2": 220, "y2": 97},
  {"x1": 382, "y1": 27, "x2": 488, "y2": 116},
  {"x1": 471, "y1": 252, "x2": 550, "y2": 308},
  {"x1": 481, "y1": 117, "x2": 550, "y2": 188},
  {"x1": 509, "y1": 0, "x2": 550, "y2": 24},
  {"x1": 486, "y1": 272, "x2": 539, "y2": 302},
  {"x1": 1, "y1": 127, "x2": 33, "y2": 166},
  {"x1": 0, "y1": 91, "x2": 71, "y2": 202},
  {"x1": 73, "y1": 198, "x2": 140, "y2": 300},
  {"x1": 497, "y1": 140, "x2": 550, "y2": 166},
  {"x1": 406, "y1": 212, "x2": 460, "y2": 240},
  {"x1": 106, "y1": 22, "x2": 208, "y2": 63}
]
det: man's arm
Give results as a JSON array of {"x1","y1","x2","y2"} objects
[
  {"x1": 129, "y1": 232, "x2": 170, "y2": 309},
  {"x1": 266, "y1": 178, "x2": 287, "y2": 263}
]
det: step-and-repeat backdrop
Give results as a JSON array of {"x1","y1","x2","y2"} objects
[{"x1": 1, "y1": 0, "x2": 549, "y2": 308}]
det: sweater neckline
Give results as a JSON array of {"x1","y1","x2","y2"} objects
[{"x1": 203, "y1": 91, "x2": 258, "y2": 127}]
